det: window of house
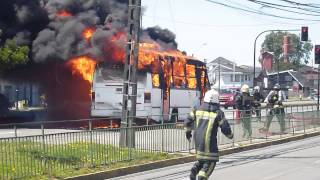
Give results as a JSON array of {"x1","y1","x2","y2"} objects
[
  {"x1": 235, "y1": 74, "x2": 240, "y2": 82},
  {"x1": 244, "y1": 75, "x2": 248, "y2": 81},
  {"x1": 230, "y1": 75, "x2": 233, "y2": 82}
]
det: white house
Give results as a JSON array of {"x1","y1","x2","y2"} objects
[{"x1": 207, "y1": 57, "x2": 261, "y2": 89}]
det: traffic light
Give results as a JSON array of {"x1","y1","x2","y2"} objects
[
  {"x1": 315, "y1": 45, "x2": 320, "y2": 64},
  {"x1": 301, "y1": 26, "x2": 308, "y2": 41}
]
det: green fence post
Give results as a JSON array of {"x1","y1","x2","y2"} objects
[
  {"x1": 89, "y1": 120, "x2": 94, "y2": 167},
  {"x1": 161, "y1": 116, "x2": 164, "y2": 153},
  {"x1": 232, "y1": 110, "x2": 235, "y2": 147},
  {"x1": 14, "y1": 125, "x2": 17, "y2": 138}
]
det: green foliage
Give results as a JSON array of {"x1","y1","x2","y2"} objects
[
  {"x1": 261, "y1": 31, "x2": 313, "y2": 71},
  {"x1": 0, "y1": 141, "x2": 178, "y2": 179},
  {"x1": 0, "y1": 40, "x2": 29, "y2": 72}
]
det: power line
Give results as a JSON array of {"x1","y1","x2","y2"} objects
[
  {"x1": 248, "y1": 0, "x2": 320, "y2": 16},
  {"x1": 252, "y1": 0, "x2": 320, "y2": 14},
  {"x1": 276, "y1": 0, "x2": 320, "y2": 9},
  {"x1": 143, "y1": 15, "x2": 292, "y2": 28},
  {"x1": 205, "y1": 0, "x2": 320, "y2": 22}
]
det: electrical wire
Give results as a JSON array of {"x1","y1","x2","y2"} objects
[
  {"x1": 251, "y1": 0, "x2": 320, "y2": 14},
  {"x1": 248, "y1": 0, "x2": 320, "y2": 16},
  {"x1": 205, "y1": 0, "x2": 320, "y2": 22},
  {"x1": 277, "y1": 0, "x2": 320, "y2": 9}
]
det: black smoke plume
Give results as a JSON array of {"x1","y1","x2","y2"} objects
[{"x1": 0, "y1": 0, "x2": 179, "y2": 121}]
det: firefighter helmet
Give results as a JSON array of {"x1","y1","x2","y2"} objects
[
  {"x1": 241, "y1": 84, "x2": 250, "y2": 93},
  {"x1": 274, "y1": 84, "x2": 280, "y2": 90},
  {"x1": 203, "y1": 89, "x2": 219, "y2": 104},
  {"x1": 254, "y1": 86, "x2": 260, "y2": 92}
]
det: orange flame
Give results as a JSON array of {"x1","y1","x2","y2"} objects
[
  {"x1": 67, "y1": 56, "x2": 97, "y2": 83},
  {"x1": 57, "y1": 10, "x2": 72, "y2": 17},
  {"x1": 83, "y1": 28, "x2": 95, "y2": 41},
  {"x1": 106, "y1": 31, "x2": 126, "y2": 63}
]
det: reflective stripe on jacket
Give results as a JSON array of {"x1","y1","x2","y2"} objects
[{"x1": 185, "y1": 103, "x2": 233, "y2": 161}]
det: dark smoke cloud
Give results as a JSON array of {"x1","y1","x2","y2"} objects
[
  {"x1": 143, "y1": 26, "x2": 178, "y2": 50},
  {"x1": 1, "y1": 0, "x2": 179, "y2": 62},
  {"x1": 32, "y1": 0, "x2": 130, "y2": 62},
  {"x1": 0, "y1": 0, "x2": 49, "y2": 42}
]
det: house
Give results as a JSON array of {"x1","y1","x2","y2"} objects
[
  {"x1": 207, "y1": 57, "x2": 261, "y2": 89},
  {"x1": 266, "y1": 68, "x2": 314, "y2": 96},
  {"x1": 299, "y1": 65, "x2": 318, "y2": 89}
]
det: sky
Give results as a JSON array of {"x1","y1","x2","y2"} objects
[{"x1": 141, "y1": 0, "x2": 320, "y2": 67}]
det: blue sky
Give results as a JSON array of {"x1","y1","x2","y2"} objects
[{"x1": 142, "y1": 0, "x2": 320, "y2": 67}]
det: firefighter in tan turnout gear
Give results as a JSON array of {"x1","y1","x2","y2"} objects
[{"x1": 185, "y1": 89, "x2": 234, "y2": 180}]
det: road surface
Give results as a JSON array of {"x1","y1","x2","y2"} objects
[{"x1": 109, "y1": 135, "x2": 320, "y2": 180}]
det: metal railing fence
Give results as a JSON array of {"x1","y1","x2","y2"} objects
[{"x1": 0, "y1": 104, "x2": 320, "y2": 179}]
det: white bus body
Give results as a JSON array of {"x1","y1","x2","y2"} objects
[{"x1": 91, "y1": 59, "x2": 209, "y2": 122}]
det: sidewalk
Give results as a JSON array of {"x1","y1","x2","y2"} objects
[{"x1": 66, "y1": 127, "x2": 320, "y2": 180}]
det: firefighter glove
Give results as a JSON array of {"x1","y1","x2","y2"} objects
[{"x1": 186, "y1": 131, "x2": 192, "y2": 141}]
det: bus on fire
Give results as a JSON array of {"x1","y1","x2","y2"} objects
[{"x1": 91, "y1": 48, "x2": 209, "y2": 122}]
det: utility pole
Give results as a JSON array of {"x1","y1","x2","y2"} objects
[
  {"x1": 218, "y1": 58, "x2": 221, "y2": 93},
  {"x1": 120, "y1": 0, "x2": 141, "y2": 147}
]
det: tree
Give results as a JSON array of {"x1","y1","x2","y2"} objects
[
  {"x1": 261, "y1": 31, "x2": 313, "y2": 71},
  {"x1": 0, "y1": 40, "x2": 29, "y2": 73}
]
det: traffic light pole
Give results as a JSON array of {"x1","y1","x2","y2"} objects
[
  {"x1": 253, "y1": 29, "x2": 299, "y2": 87},
  {"x1": 317, "y1": 64, "x2": 320, "y2": 111}
]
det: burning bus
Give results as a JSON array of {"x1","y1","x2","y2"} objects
[{"x1": 91, "y1": 43, "x2": 210, "y2": 122}]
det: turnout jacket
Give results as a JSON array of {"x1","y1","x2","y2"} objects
[
  {"x1": 185, "y1": 103, "x2": 233, "y2": 161},
  {"x1": 235, "y1": 93, "x2": 253, "y2": 114}
]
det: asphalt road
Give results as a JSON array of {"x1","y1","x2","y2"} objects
[{"x1": 109, "y1": 135, "x2": 320, "y2": 180}]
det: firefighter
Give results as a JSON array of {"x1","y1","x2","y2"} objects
[
  {"x1": 235, "y1": 84, "x2": 254, "y2": 138},
  {"x1": 185, "y1": 89, "x2": 233, "y2": 180},
  {"x1": 253, "y1": 86, "x2": 264, "y2": 121},
  {"x1": 260, "y1": 84, "x2": 286, "y2": 133}
]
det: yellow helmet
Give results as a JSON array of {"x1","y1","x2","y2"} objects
[{"x1": 241, "y1": 84, "x2": 249, "y2": 93}]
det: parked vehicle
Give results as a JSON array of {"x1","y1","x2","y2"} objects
[{"x1": 219, "y1": 88, "x2": 238, "y2": 109}]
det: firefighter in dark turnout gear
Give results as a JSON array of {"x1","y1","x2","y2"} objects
[
  {"x1": 260, "y1": 84, "x2": 286, "y2": 133},
  {"x1": 235, "y1": 84, "x2": 254, "y2": 138},
  {"x1": 253, "y1": 86, "x2": 264, "y2": 121},
  {"x1": 185, "y1": 89, "x2": 233, "y2": 180}
]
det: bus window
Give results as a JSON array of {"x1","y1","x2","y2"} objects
[
  {"x1": 100, "y1": 65, "x2": 123, "y2": 82},
  {"x1": 200, "y1": 66, "x2": 207, "y2": 97},
  {"x1": 152, "y1": 74, "x2": 160, "y2": 87},
  {"x1": 186, "y1": 64, "x2": 197, "y2": 89},
  {"x1": 172, "y1": 57, "x2": 186, "y2": 88},
  {"x1": 151, "y1": 57, "x2": 161, "y2": 88}
]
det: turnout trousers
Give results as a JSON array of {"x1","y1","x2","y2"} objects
[
  {"x1": 190, "y1": 160, "x2": 217, "y2": 180},
  {"x1": 264, "y1": 107, "x2": 285, "y2": 133},
  {"x1": 240, "y1": 111, "x2": 252, "y2": 138}
]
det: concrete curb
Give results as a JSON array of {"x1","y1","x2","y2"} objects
[
  {"x1": 66, "y1": 131, "x2": 320, "y2": 180},
  {"x1": 65, "y1": 156, "x2": 196, "y2": 180}
]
